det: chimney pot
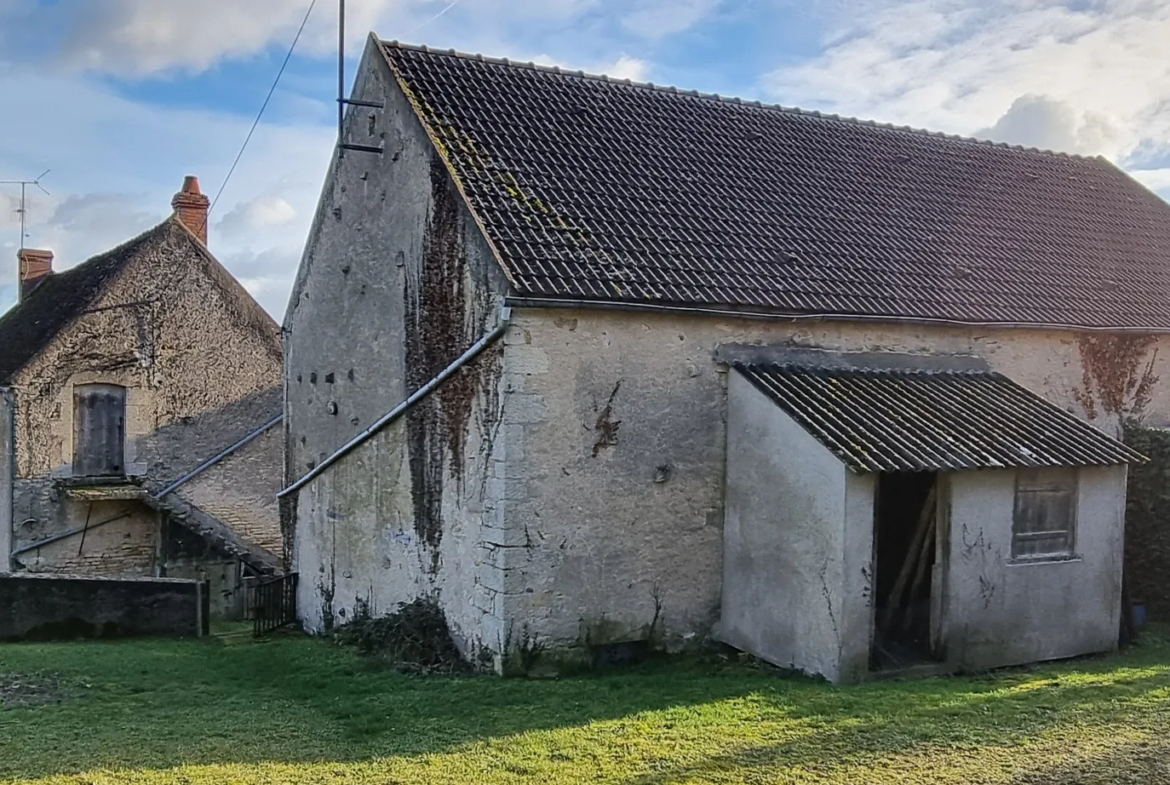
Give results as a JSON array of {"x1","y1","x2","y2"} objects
[
  {"x1": 17, "y1": 248, "x2": 53, "y2": 300},
  {"x1": 171, "y1": 174, "x2": 211, "y2": 246}
]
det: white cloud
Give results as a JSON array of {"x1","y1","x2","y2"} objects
[
  {"x1": 973, "y1": 94, "x2": 1121, "y2": 155},
  {"x1": 621, "y1": 0, "x2": 720, "y2": 39},
  {"x1": 525, "y1": 51, "x2": 651, "y2": 80},
  {"x1": 763, "y1": 0, "x2": 1170, "y2": 169},
  {"x1": 608, "y1": 54, "x2": 649, "y2": 81},
  {"x1": 0, "y1": 68, "x2": 332, "y2": 314},
  {"x1": 1131, "y1": 168, "x2": 1170, "y2": 192},
  {"x1": 0, "y1": 0, "x2": 618, "y2": 76},
  {"x1": 216, "y1": 195, "x2": 298, "y2": 239}
]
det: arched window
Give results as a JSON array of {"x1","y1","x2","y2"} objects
[{"x1": 73, "y1": 384, "x2": 126, "y2": 477}]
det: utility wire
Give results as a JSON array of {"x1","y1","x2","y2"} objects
[
  {"x1": 202, "y1": 0, "x2": 318, "y2": 234},
  {"x1": 409, "y1": 0, "x2": 464, "y2": 34}
]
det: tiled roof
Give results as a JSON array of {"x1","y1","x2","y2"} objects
[
  {"x1": 0, "y1": 225, "x2": 163, "y2": 384},
  {"x1": 381, "y1": 41, "x2": 1170, "y2": 329},
  {"x1": 0, "y1": 218, "x2": 280, "y2": 385},
  {"x1": 735, "y1": 363, "x2": 1144, "y2": 472}
]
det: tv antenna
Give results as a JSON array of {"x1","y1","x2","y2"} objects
[
  {"x1": 336, "y1": 0, "x2": 384, "y2": 159},
  {"x1": 0, "y1": 170, "x2": 51, "y2": 250}
]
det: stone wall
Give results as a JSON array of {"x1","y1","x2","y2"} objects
[
  {"x1": 286, "y1": 37, "x2": 511, "y2": 661},
  {"x1": 0, "y1": 389, "x2": 11, "y2": 570},
  {"x1": 1123, "y1": 426, "x2": 1170, "y2": 620},
  {"x1": 8, "y1": 220, "x2": 283, "y2": 576},
  {"x1": 493, "y1": 307, "x2": 1169, "y2": 659},
  {"x1": 0, "y1": 573, "x2": 208, "y2": 640},
  {"x1": 12, "y1": 488, "x2": 158, "y2": 576}
]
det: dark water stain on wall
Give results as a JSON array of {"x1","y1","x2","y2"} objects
[{"x1": 403, "y1": 156, "x2": 501, "y2": 571}]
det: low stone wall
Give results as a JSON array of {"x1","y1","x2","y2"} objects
[
  {"x1": 1124, "y1": 426, "x2": 1170, "y2": 620},
  {"x1": 0, "y1": 574, "x2": 209, "y2": 641}
]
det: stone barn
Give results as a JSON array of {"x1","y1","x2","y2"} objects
[
  {"x1": 0, "y1": 177, "x2": 285, "y2": 619},
  {"x1": 283, "y1": 38, "x2": 1166, "y2": 679}
]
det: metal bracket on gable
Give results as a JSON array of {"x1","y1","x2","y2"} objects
[
  {"x1": 340, "y1": 143, "x2": 384, "y2": 155},
  {"x1": 339, "y1": 98, "x2": 385, "y2": 109}
]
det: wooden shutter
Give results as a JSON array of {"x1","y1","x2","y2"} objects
[
  {"x1": 73, "y1": 384, "x2": 126, "y2": 477},
  {"x1": 1012, "y1": 468, "x2": 1077, "y2": 559}
]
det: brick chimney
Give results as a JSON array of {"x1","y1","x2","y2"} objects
[
  {"x1": 17, "y1": 248, "x2": 53, "y2": 300},
  {"x1": 171, "y1": 175, "x2": 210, "y2": 246}
]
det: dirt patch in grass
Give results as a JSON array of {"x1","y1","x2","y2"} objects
[{"x1": 0, "y1": 673, "x2": 68, "y2": 708}]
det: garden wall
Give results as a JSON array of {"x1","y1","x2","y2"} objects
[
  {"x1": 0, "y1": 574, "x2": 209, "y2": 641},
  {"x1": 1124, "y1": 426, "x2": 1170, "y2": 620}
]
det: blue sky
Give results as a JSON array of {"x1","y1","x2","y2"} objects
[{"x1": 1, "y1": 0, "x2": 1168, "y2": 318}]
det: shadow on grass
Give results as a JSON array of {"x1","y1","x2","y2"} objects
[{"x1": 1, "y1": 631, "x2": 1169, "y2": 781}]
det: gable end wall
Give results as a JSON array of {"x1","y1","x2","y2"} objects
[{"x1": 286, "y1": 35, "x2": 513, "y2": 659}]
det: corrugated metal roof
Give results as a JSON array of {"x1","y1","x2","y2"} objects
[
  {"x1": 735, "y1": 363, "x2": 1145, "y2": 472},
  {"x1": 380, "y1": 42, "x2": 1170, "y2": 329}
]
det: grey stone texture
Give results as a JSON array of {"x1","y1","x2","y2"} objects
[
  {"x1": 5, "y1": 217, "x2": 284, "y2": 616},
  {"x1": 287, "y1": 36, "x2": 1161, "y2": 672},
  {"x1": 0, "y1": 573, "x2": 208, "y2": 640},
  {"x1": 285, "y1": 37, "x2": 510, "y2": 658}
]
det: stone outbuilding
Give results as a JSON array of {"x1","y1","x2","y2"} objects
[
  {"x1": 722, "y1": 351, "x2": 1139, "y2": 682},
  {"x1": 283, "y1": 38, "x2": 1168, "y2": 679},
  {"x1": 0, "y1": 177, "x2": 285, "y2": 619}
]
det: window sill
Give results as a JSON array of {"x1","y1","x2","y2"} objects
[
  {"x1": 54, "y1": 475, "x2": 140, "y2": 489},
  {"x1": 1007, "y1": 554, "x2": 1081, "y2": 567}
]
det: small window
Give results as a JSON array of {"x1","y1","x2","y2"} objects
[
  {"x1": 1012, "y1": 468, "x2": 1077, "y2": 559},
  {"x1": 73, "y1": 384, "x2": 126, "y2": 477}
]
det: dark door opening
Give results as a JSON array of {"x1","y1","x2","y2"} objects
[{"x1": 872, "y1": 471, "x2": 939, "y2": 671}]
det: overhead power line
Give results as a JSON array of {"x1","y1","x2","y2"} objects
[{"x1": 203, "y1": 0, "x2": 318, "y2": 234}]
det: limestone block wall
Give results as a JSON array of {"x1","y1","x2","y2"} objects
[
  {"x1": 7, "y1": 221, "x2": 282, "y2": 573},
  {"x1": 286, "y1": 37, "x2": 511, "y2": 660},
  {"x1": 494, "y1": 306, "x2": 1169, "y2": 658},
  {"x1": 0, "y1": 389, "x2": 11, "y2": 570}
]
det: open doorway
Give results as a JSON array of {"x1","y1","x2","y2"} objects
[{"x1": 872, "y1": 471, "x2": 940, "y2": 671}]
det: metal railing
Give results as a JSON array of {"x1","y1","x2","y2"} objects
[{"x1": 251, "y1": 573, "x2": 298, "y2": 637}]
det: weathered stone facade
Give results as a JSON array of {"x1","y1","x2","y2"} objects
[
  {"x1": 285, "y1": 38, "x2": 509, "y2": 654},
  {"x1": 287, "y1": 36, "x2": 1164, "y2": 669},
  {"x1": 2, "y1": 199, "x2": 285, "y2": 619},
  {"x1": 492, "y1": 310, "x2": 1166, "y2": 657}
]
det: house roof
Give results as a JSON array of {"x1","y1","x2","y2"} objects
[
  {"x1": 380, "y1": 41, "x2": 1170, "y2": 329},
  {"x1": 734, "y1": 363, "x2": 1144, "y2": 472},
  {"x1": 0, "y1": 225, "x2": 161, "y2": 385},
  {"x1": 0, "y1": 217, "x2": 280, "y2": 385}
]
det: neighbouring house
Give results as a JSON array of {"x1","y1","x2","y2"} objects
[
  {"x1": 0, "y1": 177, "x2": 285, "y2": 620},
  {"x1": 282, "y1": 38, "x2": 1169, "y2": 681}
]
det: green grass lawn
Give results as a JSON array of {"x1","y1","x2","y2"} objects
[{"x1": 2, "y1": 628, "x2": 1169, "y2": 784}]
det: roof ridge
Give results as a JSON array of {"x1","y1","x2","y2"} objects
[{"x1": 380, "y1": 38, "x2": 1100, "y2": 162}]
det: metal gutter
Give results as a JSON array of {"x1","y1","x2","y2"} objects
[
  {"x1": 279, "y1": 306, "x2": 512, "y2": 499},
  {"x1": 154, "y1": 414, "x2": 283, "y2": 498},
  {"x1": 11, "y1": 511, "x2": 135, "y2": 558},
  {"x1": 503, "y1": 296, "x2": 1170, "y2": 334},
  {"x1": 2, "y1": 387, "x2": 13, "y2": 572},
  {"x1": 11, "y1": 412, "x2": 284, "y2": 559}
]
